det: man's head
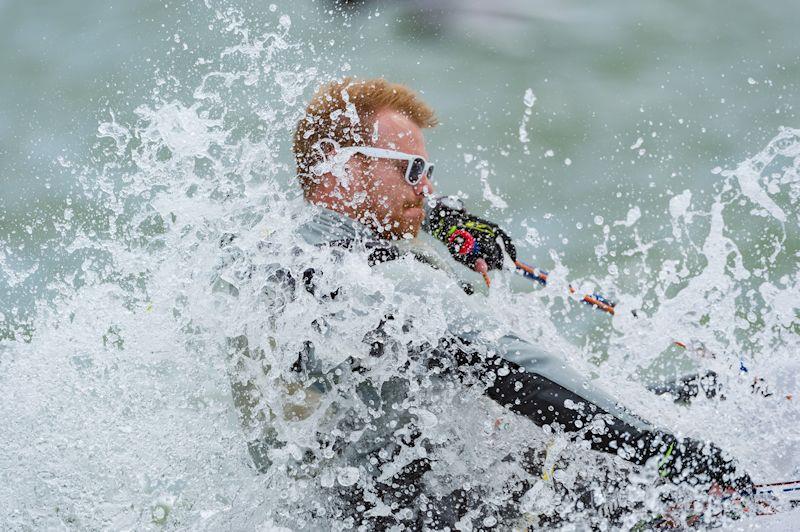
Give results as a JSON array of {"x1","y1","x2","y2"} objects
[{"x1": 293, "y1": 78, "x2": 438, "y2": 239}]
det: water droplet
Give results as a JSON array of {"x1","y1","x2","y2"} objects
[
  {"x1": 337, "y1": 467, "x2": 360, "y2": 486},
  {"x1": 523, "y1": 88, "x2": 536, "y2": 108}
]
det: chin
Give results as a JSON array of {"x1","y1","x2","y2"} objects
[
  {"x1": 404, "y1": 209, "x2": 424, "y2": 233},
  {"x1": 402, "y1": 225, "x2": 421, "y2": 239},
  {"x1": 379, "y1": 208, "x2": 424, "y2": 239},
  {"x1": 384, "y1": 217, "x2": 421, "y2": 240}
]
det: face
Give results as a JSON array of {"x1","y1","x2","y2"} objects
[{"x1": 345, "y1": 109, "x2": 434, "y2": 239}]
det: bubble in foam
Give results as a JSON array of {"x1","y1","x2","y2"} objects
[{"x1": 336, "y1": 467, "x2": 360, "y2": 487}]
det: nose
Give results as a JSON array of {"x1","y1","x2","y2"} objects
[{"x1": 413, "y1": 170, "x2": 434, "y2": 197}]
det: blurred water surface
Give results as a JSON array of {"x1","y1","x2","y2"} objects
[{"x1": 2, "y1": 0, "x2": 798, "y2": 324}]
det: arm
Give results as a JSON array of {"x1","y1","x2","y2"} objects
[{"x1": 432, "y1": 334, "x2": 752, "y2": 492}]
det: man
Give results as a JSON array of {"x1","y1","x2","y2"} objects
[{"x1": 218, "y1": 77, "x2": 752, "y2": 528}]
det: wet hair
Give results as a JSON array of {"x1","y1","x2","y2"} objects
[{"x1": 293, "y1": 77, "x2": 438, "y2": 198}]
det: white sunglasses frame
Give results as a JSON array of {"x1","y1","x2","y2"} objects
[{"x1": 335, "y1": 146, "x2": 434, "y2": 186}]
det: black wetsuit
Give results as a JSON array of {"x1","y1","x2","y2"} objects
[{"x1": 217, "y1": 208, "x2": 751, "y2": 530}]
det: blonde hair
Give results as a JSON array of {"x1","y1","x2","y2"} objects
[{"x1": 293, "y1": 77, "x2": 438, "y2": 197}]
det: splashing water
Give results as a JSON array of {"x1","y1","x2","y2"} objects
[{"x1": 1, "y1": 4, "x2": 799, "y2": 530}]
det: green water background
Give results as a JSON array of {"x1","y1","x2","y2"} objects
[{"x1": 1, "y1": 0, "x2": 798, "y2": 338}]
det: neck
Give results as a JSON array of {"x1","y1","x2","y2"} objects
[{"x1": 310, "y1": 196, "x2": 406, "y2": 241}]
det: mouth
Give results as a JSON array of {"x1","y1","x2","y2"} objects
[{"x1": 404, "y1": 205, "x2": 425, "y2": 220}]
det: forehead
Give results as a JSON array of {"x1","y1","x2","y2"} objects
[{"x1": 372, "y1": 109, "x2": 428, "y2": 157}]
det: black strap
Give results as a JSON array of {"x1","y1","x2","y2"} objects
[
  {"x1": 325, "y1": 237, "x2": 475, "y2": 294},
  {"x1": 327, "y1": 238, "x2": 401, "y2": 267}
]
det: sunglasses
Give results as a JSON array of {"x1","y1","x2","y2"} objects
[{"x1": 336, "y1": 146, "x2": 435, "y2": 186}]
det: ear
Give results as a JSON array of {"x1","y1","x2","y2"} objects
[
  {"x1": 310, "y1": 139, "x2": 342, "y2": 177},
  {"x1": 313, "y1": 138, "x2": 340, "y2": 161}
]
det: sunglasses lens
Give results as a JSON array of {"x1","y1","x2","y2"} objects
[
  {"x1": 426, "y1": 164, "x2": 434, "y2": 181},
  {"x1": 408, "y1": 158, "x2": 426, "y2": 185}
]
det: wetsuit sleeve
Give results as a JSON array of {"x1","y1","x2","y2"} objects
[{"x1": 432, "y1": 335, "x2": 752, "y2": 491}]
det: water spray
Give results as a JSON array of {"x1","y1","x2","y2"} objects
[{"x1": 510, "y1": 258, "x2": 799, "y2": 508}]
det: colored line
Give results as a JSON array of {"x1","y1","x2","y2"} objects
[
  {"x1": 515, "y1": 260, "x2": 616, "y2": 315},
  {"x1": 755, "y1": 479, "x2": 800, "y2": 488},
  {"x1": 513, "y1": 259, "x2": 789, "y2": 401}
]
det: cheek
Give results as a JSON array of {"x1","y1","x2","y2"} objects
[
  {"x1": 370, "y1": 178, "x2": 400, "y2": 203},
  {"x1": 377, "y1": 160, "x2": 406, "y2": 184}
]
